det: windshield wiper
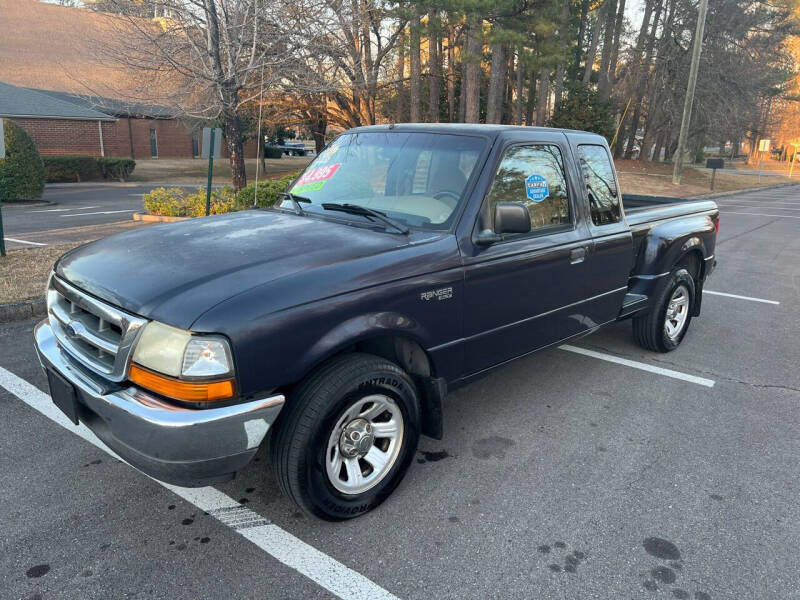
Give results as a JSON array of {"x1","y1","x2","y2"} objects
[
  {"x1": 277, "y1": 192, "x2": 310, "y2": 215},
  {"x1": 321, "y1": 203, "x2": 409, "y2": 234}
]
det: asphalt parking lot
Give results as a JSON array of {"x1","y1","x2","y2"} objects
[
  {"x1": 1, "y1": 184, "x2": 158, "y2": 249},
  {"x1": 1, "y1": 184, "x2": 798, "y2": 600}
]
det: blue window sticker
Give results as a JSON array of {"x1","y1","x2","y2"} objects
[{"x1": 525, "y1": 174, "x2": 549, "y2": 203}]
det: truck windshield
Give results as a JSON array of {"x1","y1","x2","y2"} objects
[{"x1": 286, "y1": 131, "x2": 486, "y2": 230}]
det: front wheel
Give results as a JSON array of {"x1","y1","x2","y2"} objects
[
  {"x1": 270, "y1": 353, "x2": 420, "y2": 520},
  {"x1": 633, "y1": 267, "x2": 695, "y2": 352}
]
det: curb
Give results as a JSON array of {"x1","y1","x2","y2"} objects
[
  {"x1": 0, "y1": 297, "x2": 46, "y2": 324},
  {"x1": 133, "y1": 213, "x2": 190, "y2": 222}
]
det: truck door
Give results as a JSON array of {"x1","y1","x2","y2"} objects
[
  {"x1": 459, "y1": 135, "x2": 593, "y2": 375},
  {"x1": 573, "y1": 142, "x2": 631, "y2": 325}
]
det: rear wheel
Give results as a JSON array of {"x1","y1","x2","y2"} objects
[
  {"x1": 270, "y1": 353, "x2": 420, "y2": 520},
  {"x1": 633, "y1": 267, "x2": 696, "y2": 352}
]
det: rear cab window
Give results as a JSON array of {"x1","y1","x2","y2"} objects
[
  {"x1": 486, "y1": 144, "x2": 572, "y2": 235},
  {"x1": 577, "y1": 144, "x2": 621, "y2": 226}
]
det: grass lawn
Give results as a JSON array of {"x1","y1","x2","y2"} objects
[
  {"x1": 616, "y1": 159, "x2": 794, "y2": 197},
  {"x1": 128, "y1": 156, "x2": 313, "y2": 185},
  {"x1": 0, "y1": 243, "x2": 83, "y2": 303}
]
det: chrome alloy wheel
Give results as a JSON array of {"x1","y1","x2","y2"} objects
[
  {"x1": 325, "y1": 394, "x2": 404, "y2": 495},
  {"x1": 664, "y1": 284, "x2": 690, "y2": 340}
]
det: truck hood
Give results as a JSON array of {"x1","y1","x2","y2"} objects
[{"x1": 56, "y1": 210, "x2": 440, "y2": 330}]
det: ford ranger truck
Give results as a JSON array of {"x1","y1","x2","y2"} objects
[{"x1": 34, "y1": 125, "x2": 718, "y2": 520}]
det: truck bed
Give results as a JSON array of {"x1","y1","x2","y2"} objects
[{"x1": 622, "y1": 194, "x2": 718, "y2": 229}]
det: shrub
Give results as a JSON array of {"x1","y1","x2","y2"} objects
[
  {"x1": 264, "y1": 145, "x2": 284, "y2": 159},
  {"x1": 143, "y1": 186, "x2": 237, "y2": 217},
  {"x1": 42, "y1": 155, "x2": 102, "y2": 182},
  {"x1": 42, "y1": 156, "x2": 136, "y2": 183},
  {"x1": 98, "y1": 157, "x2": 136, "y2": 181},
  {"x1": 0, "y1": 120, "x2": 45, "y2": 201},
  {"x1": 234, "y1": 171, "x2": 300, "y2": 208}
]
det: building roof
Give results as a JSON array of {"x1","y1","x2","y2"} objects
[
  {"x1": 0, "y1": 81, "x2": 115, "y2": 121},
  {"x1": 30, "y1": 89, "x2": 177, "y2": 119},
  {"x1": 0, "y1": 0, "x2": 180, "y2": 107}
]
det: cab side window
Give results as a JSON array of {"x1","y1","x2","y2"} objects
[
  {"x1": 578, "y1": 144, "x2": 621, "y2": 226},
  {"x1": 486, "y1": 144, "x2": 571, "y2": 232}
]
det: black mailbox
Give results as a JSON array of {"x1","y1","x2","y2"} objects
[{"x1": 706, "y1": 158, "x2": 724, "y2": 169}]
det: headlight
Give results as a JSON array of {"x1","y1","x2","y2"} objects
[{"x1": 130, "y1": 321, "x2": 235, "y2": 402}]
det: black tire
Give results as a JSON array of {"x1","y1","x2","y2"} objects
[
  {"x1": 270, "y1": 353, "x2": 420, "y2": 520},
  {"x1": 633, "y1": 267, "x2": 696, "y2": 352}
]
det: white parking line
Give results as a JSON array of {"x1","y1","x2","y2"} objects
[
  {"x1": 559, "y1": 345, "x2": 715, "y2": 387},
  {"x1": 31, "y1": 206, "x2": 99, "y2": 213},
  {"x1": 722, "y1": 204, "x2": 800, "y2": 211},
  {"x1": 0, "y1": 366, "x2": 400, "y2": 600},
  {"x1": 723, "y1": 211, "x2": 800, "y2": 219},
  {"x1": 61, "y1": 210, "x2": 136, "y2": 217},
  {"x1": 3, "y1": 237, "x2": 47, "y2": 246},
  {"x1": 703, "y1": 290, "x2": 780, "y2": 305}
]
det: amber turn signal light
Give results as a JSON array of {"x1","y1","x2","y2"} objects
[{"x1": 129, "y1": 364, "x2": 235, "y2": 402}]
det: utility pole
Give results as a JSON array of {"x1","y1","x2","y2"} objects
[{"x1": 672, "y1": 0, "x2": 709, "y2": 185}]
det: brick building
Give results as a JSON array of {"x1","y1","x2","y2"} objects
[{"x1": 0, "y1": 81, "x2": 198, "y2": 159}]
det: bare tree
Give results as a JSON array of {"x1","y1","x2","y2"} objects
[{"x1": 97, "y1": 0, "x2": 301, "y2": 190}]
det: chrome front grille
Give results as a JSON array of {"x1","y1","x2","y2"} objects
[{"x1": 47, "y1": 275, "x2": 147, "y2": 381}]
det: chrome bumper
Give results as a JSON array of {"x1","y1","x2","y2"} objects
[{"x1": 34, "y1": 320, "x2": 284, "y2": 486}]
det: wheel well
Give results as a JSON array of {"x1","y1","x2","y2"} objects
[
  {"x1": 678, "y1": 250, "x2": 703, "y2": 281},
  {"x1": 354, "y1": 335, "x2": 432, "y2": 377}
]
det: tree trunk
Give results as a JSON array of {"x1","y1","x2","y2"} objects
[
  {"x1": 464, "y1": 15, "x2": 482, "y2": 123},
  {"x1": 525, "y1": 67, "x2": 536, "y2": 125},
  {"x1": 223, "y1": 112, "x2": 246, "y2": 191},
  {"x1": 583, "y1": 12, "x2": 602, "y2": 84},
  {"x1": 486, "y1": 41, "x2": 505, "y2": 123},
  {"x1": 536, "y1": 67, "x2": 550, "y2": 125},
  {"x1": 607, "y1": 0, "x2": 626, "y2": 86},
  {"x1": 428, "y1": 10, "x2": 441, "y2": 122},
  {"x1": 553, "y1": 63, "x2": 565, "y2": 111},
  {"x1": 504, "y1": 47, "x2": 514, "y2": 123},
  {"x1": 395, "y1": 27, "x2": 406, "y2": 122},
  {"x1": 447, "y1": 24, "x2": 456, "y2": 122},
  {"x1": 459, "y1": 47, "x2": 468, "y2": 122},
  {"x1": 572, "y1": 0, "x2": 590, "y2": 79},
  {"x1": 409, "y1": 9, "x2": 421, "y2": 122},
  {"x1": 514, "y1": 50, "x2": 524, "y2": 125},
  {"x1": 311, "y1": 110, "x2": 327, "y2": 154},
  {"x1": 597, "y1": 0, "x2": 618, "y2": 98},
  {"x1": 622, "y1": 0, "x2": 658, "y2": 158}
]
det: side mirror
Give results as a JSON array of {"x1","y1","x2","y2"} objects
[{"x1": 494, "y1": 202, "x2": 531, "y2": 234}]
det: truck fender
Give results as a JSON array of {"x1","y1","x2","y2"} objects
[
  {"x1": 636, "y1": 215, "x2": 714, "y2": 279},
  {"x1": 299, "y1": 313, "x2": 445, "y2": 439}
]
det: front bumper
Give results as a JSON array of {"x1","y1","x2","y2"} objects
[{"x1": 34, "y1": 321, "x2": 284, "y2": 487}]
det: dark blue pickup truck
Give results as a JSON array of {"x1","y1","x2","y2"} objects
[{"x1": 35, "y1": 124, "x2": 718, "y2": 519}]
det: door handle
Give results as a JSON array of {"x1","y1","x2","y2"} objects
[{"x1": 570, "y1": 247, "x2": 587, "y2": 264}]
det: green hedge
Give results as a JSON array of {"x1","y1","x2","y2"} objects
[
  {"x1": 42, "y1": 156, "x2": 135, "y2": 183},
  {"x1": 143, "y1": 171, "x2": 301, "y2": 217},
  {"x1": 234, "y1": 172, "x2": 300, "y2": 208},
  {"x1": 0, "y1": 120, "x2": 45, "y2": 202},
  {"x1": 264, "y1": 146, "x2": 284, "y2": 159},
  {"x1": 42, "y1": 156, "x2": 101, "y2": 182},
  {"x1": 98, "y1": 158, "x2": 135, "y2": 181}
]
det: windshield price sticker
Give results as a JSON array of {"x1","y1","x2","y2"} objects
[
  {"x1": 297, "y1": 163, "x2": 341, "y2": 185},
  {"x1": 525, "y1": 174, "x2": 549, "y2": 203},
  {"x1": 293, "y1": 163, "x2": 341, "y2": 194}
]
